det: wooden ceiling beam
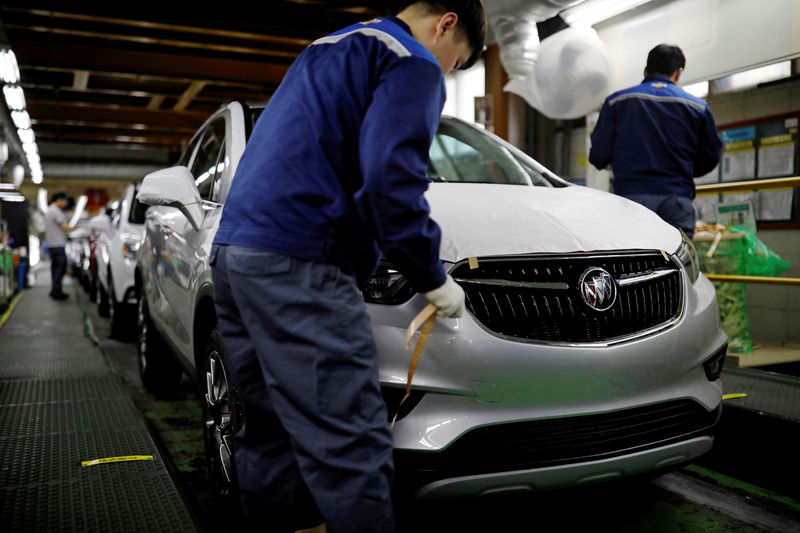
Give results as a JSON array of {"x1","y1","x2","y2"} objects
[
  {"x1": 147, "y1": 94, "x2": 167, "y2": 110},
  {"x1": 13, "y1": 41, "x2": 290, "y2": 85},
  {"x1": 26, "y1": 100, "x2": 208, "y2": 128},
  {"x1": 34, "y1": 128, "x2": 188, "y2": 146},
  {"x1": 173, "y1": 81, "x2": 206, "y2": 111},
  {"x1": 32, "y1": 119, "x2": 196, "y2": 135},
  {"x1": 6, "y1": 24, "x2": 301, "y2": 59},
  {"x1": 72, "y1": 70, "x2": 90, "y2": 90},
  {"x1": 21, "y1": 65, "x2": 271, "y2": 90},
  {"x1": 4, "y1": 7, "x2": 314, "y2": 47},
  {"x1": 23, "y1": 84, "x2": 266, "y2": 109}
]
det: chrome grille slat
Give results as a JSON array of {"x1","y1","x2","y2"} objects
[{"x1": 453, "y1": 253, "x2": 682, "y2": 343}]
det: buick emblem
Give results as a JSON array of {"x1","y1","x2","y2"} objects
[{"x1": 578, "y1": 267, "x2": 617, "y2": 311}]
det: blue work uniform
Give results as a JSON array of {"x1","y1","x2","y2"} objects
[
  {"x1": 589, "y1": 73, "x2": 722, "y2": 237},
  {"x1": 210, "y1": 16, "x2": 448, "y2": 533}
]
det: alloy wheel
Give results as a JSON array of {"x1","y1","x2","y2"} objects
[
  {"x1": 204, "y1": 350, "x2": 235, "y2": 493},
  {"x1": 137, "y1": 298, "x2": 147, "y2": 374}
]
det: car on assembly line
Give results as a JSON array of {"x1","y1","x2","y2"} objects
[
  {"x1": 94, "y1": 184, "x2": 147, "y2": 338},
  {"x1": 135, "y1": 100, "x2": 727, "y2": 503},
  {"x1": 66, "y1": 216, "x2": 106, "y2": 299}
]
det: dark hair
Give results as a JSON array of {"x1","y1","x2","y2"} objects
[
  {"x1": 646, "y1": 44, "x2": 685, "y2": 77},
  {"x1": 398, "y1": 1, "x2": 487, "y2": 69},
  {"x1": 51, "y1": 192, "x2": 67, "y2": 203}
]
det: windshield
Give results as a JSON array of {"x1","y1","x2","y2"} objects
[{"x1": 428, "y1": 119, "x2": 553, "y2": 187}]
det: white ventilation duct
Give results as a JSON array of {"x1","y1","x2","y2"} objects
[{"x1": 485, "y1": 0, "x2": 612, "y2": 119}]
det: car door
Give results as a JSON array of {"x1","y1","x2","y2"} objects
[
  {"x1": 160, "y1": 114, "x2": 228, "y2": 358},
  {"x1": 145, "y1": 131, "x2": 203, "y2": 343}
]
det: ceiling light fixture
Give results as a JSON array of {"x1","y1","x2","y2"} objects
[
  {"x1": 0, "y1": 191, "x2": 25, "y2": 202},
  {"x1": 0, "y1": 50, "x2": 20, "y2": 84},
  {"x1": 17, "y1": 128, "x2": 35, "y2": 145},
  {"x1": 22, "y1": 142, "x2": 38, "y2": 156},
  {"x1": 562, "y1": 0, "x2": 655, "y2": 27},
  {"x1": 37, "y1": 188, "x2": 48, "y2": 212},
  {"x1": 69, "y1": 195, "x2": 88, "y2": 227},
  {"x1": 3, "y1": 84, "x2": 26, "y2": 110},
  {"x1": 11, "y1": 110, "x2": 31, "y2": 129}
]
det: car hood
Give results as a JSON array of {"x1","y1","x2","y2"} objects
[{"x1": 426, "y1": 183, "x2": 682, "y2": 262}]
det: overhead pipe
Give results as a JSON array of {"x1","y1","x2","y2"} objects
[
  {"x1": 484, "y1": 0, "x2": 612, "y2": 119},
  {"x1": 485, "y1": 0, "x2": 580, "y2": 79}
]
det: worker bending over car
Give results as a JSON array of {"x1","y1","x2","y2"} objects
[{"x1": 209, "y1": 2, "x2": 486, "y2": 532}]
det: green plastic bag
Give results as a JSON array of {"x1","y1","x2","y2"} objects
[
  {"x1": 727, "y1": 225, "x2": 791, "y2": 277},
  {"x1": 694, "y1": 226, "x2": 790, "y2": 353}
]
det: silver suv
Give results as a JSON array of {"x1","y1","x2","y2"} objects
[
  {"x1": 136, "y1": 101, "x2": 727, "y2": 502},
  {"x1": 94, "y1": 183, "x2": 147, "y2": 339}
]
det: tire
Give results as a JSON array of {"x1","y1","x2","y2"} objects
[
  {"x1": 202, "y1": 327, "x2": 244, "y2": 513},
  {"x1": 97, "y1": 281, "x2": 110, "y2": 318},
  {"x1": 137, "y1": 296, "x2": 182, "y2": 392},
  {"x1": 109, "y1": 276, "x2": 134, "y2": 340}
]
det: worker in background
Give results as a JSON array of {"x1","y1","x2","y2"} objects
[
  {"x1": 44, "y1": 192, "x2": 75, "y2": 300},
  {"x1": 210, "y1": 2, "x2": 485, "y2": 532},
  {"x1": 589, "y1": 44, "x2": 722, "y2": 238}
]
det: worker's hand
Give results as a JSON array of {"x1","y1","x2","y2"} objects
[{"x1": 424, "y1": 275, "x2": 465, "y2": 318}]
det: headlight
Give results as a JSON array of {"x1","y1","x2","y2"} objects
[
  {"x1": 675, "y1": 231, "x2": 700, "y2": 284},
  {"x1": 362, "y1": 264, "x2": 415, "y2": 304},
  {"x1": 122, "y1": 240, "x2": 141, "y2": 261}
]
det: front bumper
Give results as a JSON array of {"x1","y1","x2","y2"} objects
[
  {"x1": 407, "y1": 435, "x2": 715, "y2": 499},
  {"x1": 373, "y1": 272, "x2": 725, "y2": 453}
]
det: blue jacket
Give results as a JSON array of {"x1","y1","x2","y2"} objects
[
  {"x1": 214, "y1": 17, "x2": 447, "y2": 292},
  {"x1": 589, "y1": 74, "x2": 722, "y2": 199}
]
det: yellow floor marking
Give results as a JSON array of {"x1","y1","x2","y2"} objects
[
  {"x1": 81, "y1": 455, "x2": 154, "y2": 467},
  {"x1": 722, "y1": 393, "x2": 748, "y2": 400},
  {"x1": 0, "y1": 291, "x2": 24, "y2": 330}
]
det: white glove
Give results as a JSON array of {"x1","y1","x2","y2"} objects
[{"x1": 425, "y1": 275, "x2": 465, "y2": 318}]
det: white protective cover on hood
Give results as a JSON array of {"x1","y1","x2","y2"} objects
[{"x1": 426, "y1": 183, "x2": 682, "y2": 263}]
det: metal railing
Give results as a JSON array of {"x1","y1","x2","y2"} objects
[
  {"x1": 696, "y1": 176, "x2": 800, "y2": 194},
  {"x1": 696, "y1": 175, "x2": 799, "y2": 286}
]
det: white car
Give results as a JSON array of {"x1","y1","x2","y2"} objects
[
  {"x1": 136, "y1": 101, "x2": 727, "y2": 503},
  {"x1": 95, "y1": 183, "x2": 147, "y2": 338}
]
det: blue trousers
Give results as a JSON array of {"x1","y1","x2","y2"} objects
[
  {"x1": 210, "y1": 244, "x2": 395, "y2": 533},
  {"x1": 49, "y1": 247, "x2": 67, "y2": 295},
  {"x1": 621, "y1": 193, "x2": 697, "y2": 238}
]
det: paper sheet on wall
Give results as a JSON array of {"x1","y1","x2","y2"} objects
[
  {"x1": 757, "y1": 189, "x2": 795, "y2": 221},
  {"x1": 717, "y1": 200, "x2": 757, "y2": 233},
  {"x1": 721, "y1": 149, "x2": 755, "y2": 182},
  {"x1": 694, "y1": 164, "x2": 720, "y2": 185},
  {"x1": 757, "y1": 143, "x2": 795, "y2": 178},
  {"x1": 693, "y1": 194, "x2": 718, "y2": 223},
  {"x1": 720, "y1": 192, "x2": 759, "y2": 215}
]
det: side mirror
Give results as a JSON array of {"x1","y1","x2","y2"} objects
[
  {"x1": 87, "y1": 215, "x2": 111, "y2": 235},
  {"x1": 137, "y1": 166, "x2": 203, "y2": 231}
]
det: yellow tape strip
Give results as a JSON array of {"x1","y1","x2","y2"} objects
[
  {"x1": 394, "y1": 304, "x2": 438, "y2": 428},
  {"x1": 81, "y1": 455, "x2": 154, "y2": 467},
  {"x1": 0, "y1": 291, "x2": 24, "y2": 330},
  {"x1": 405, "y1": 303, "x2": 437, "y2": 350},
  {"x1": 722, "y1": 393, "x2": 748, "y2": 400},
  {"x1": 468, "y1": 257, "x2": 479, "y2": 270}
]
